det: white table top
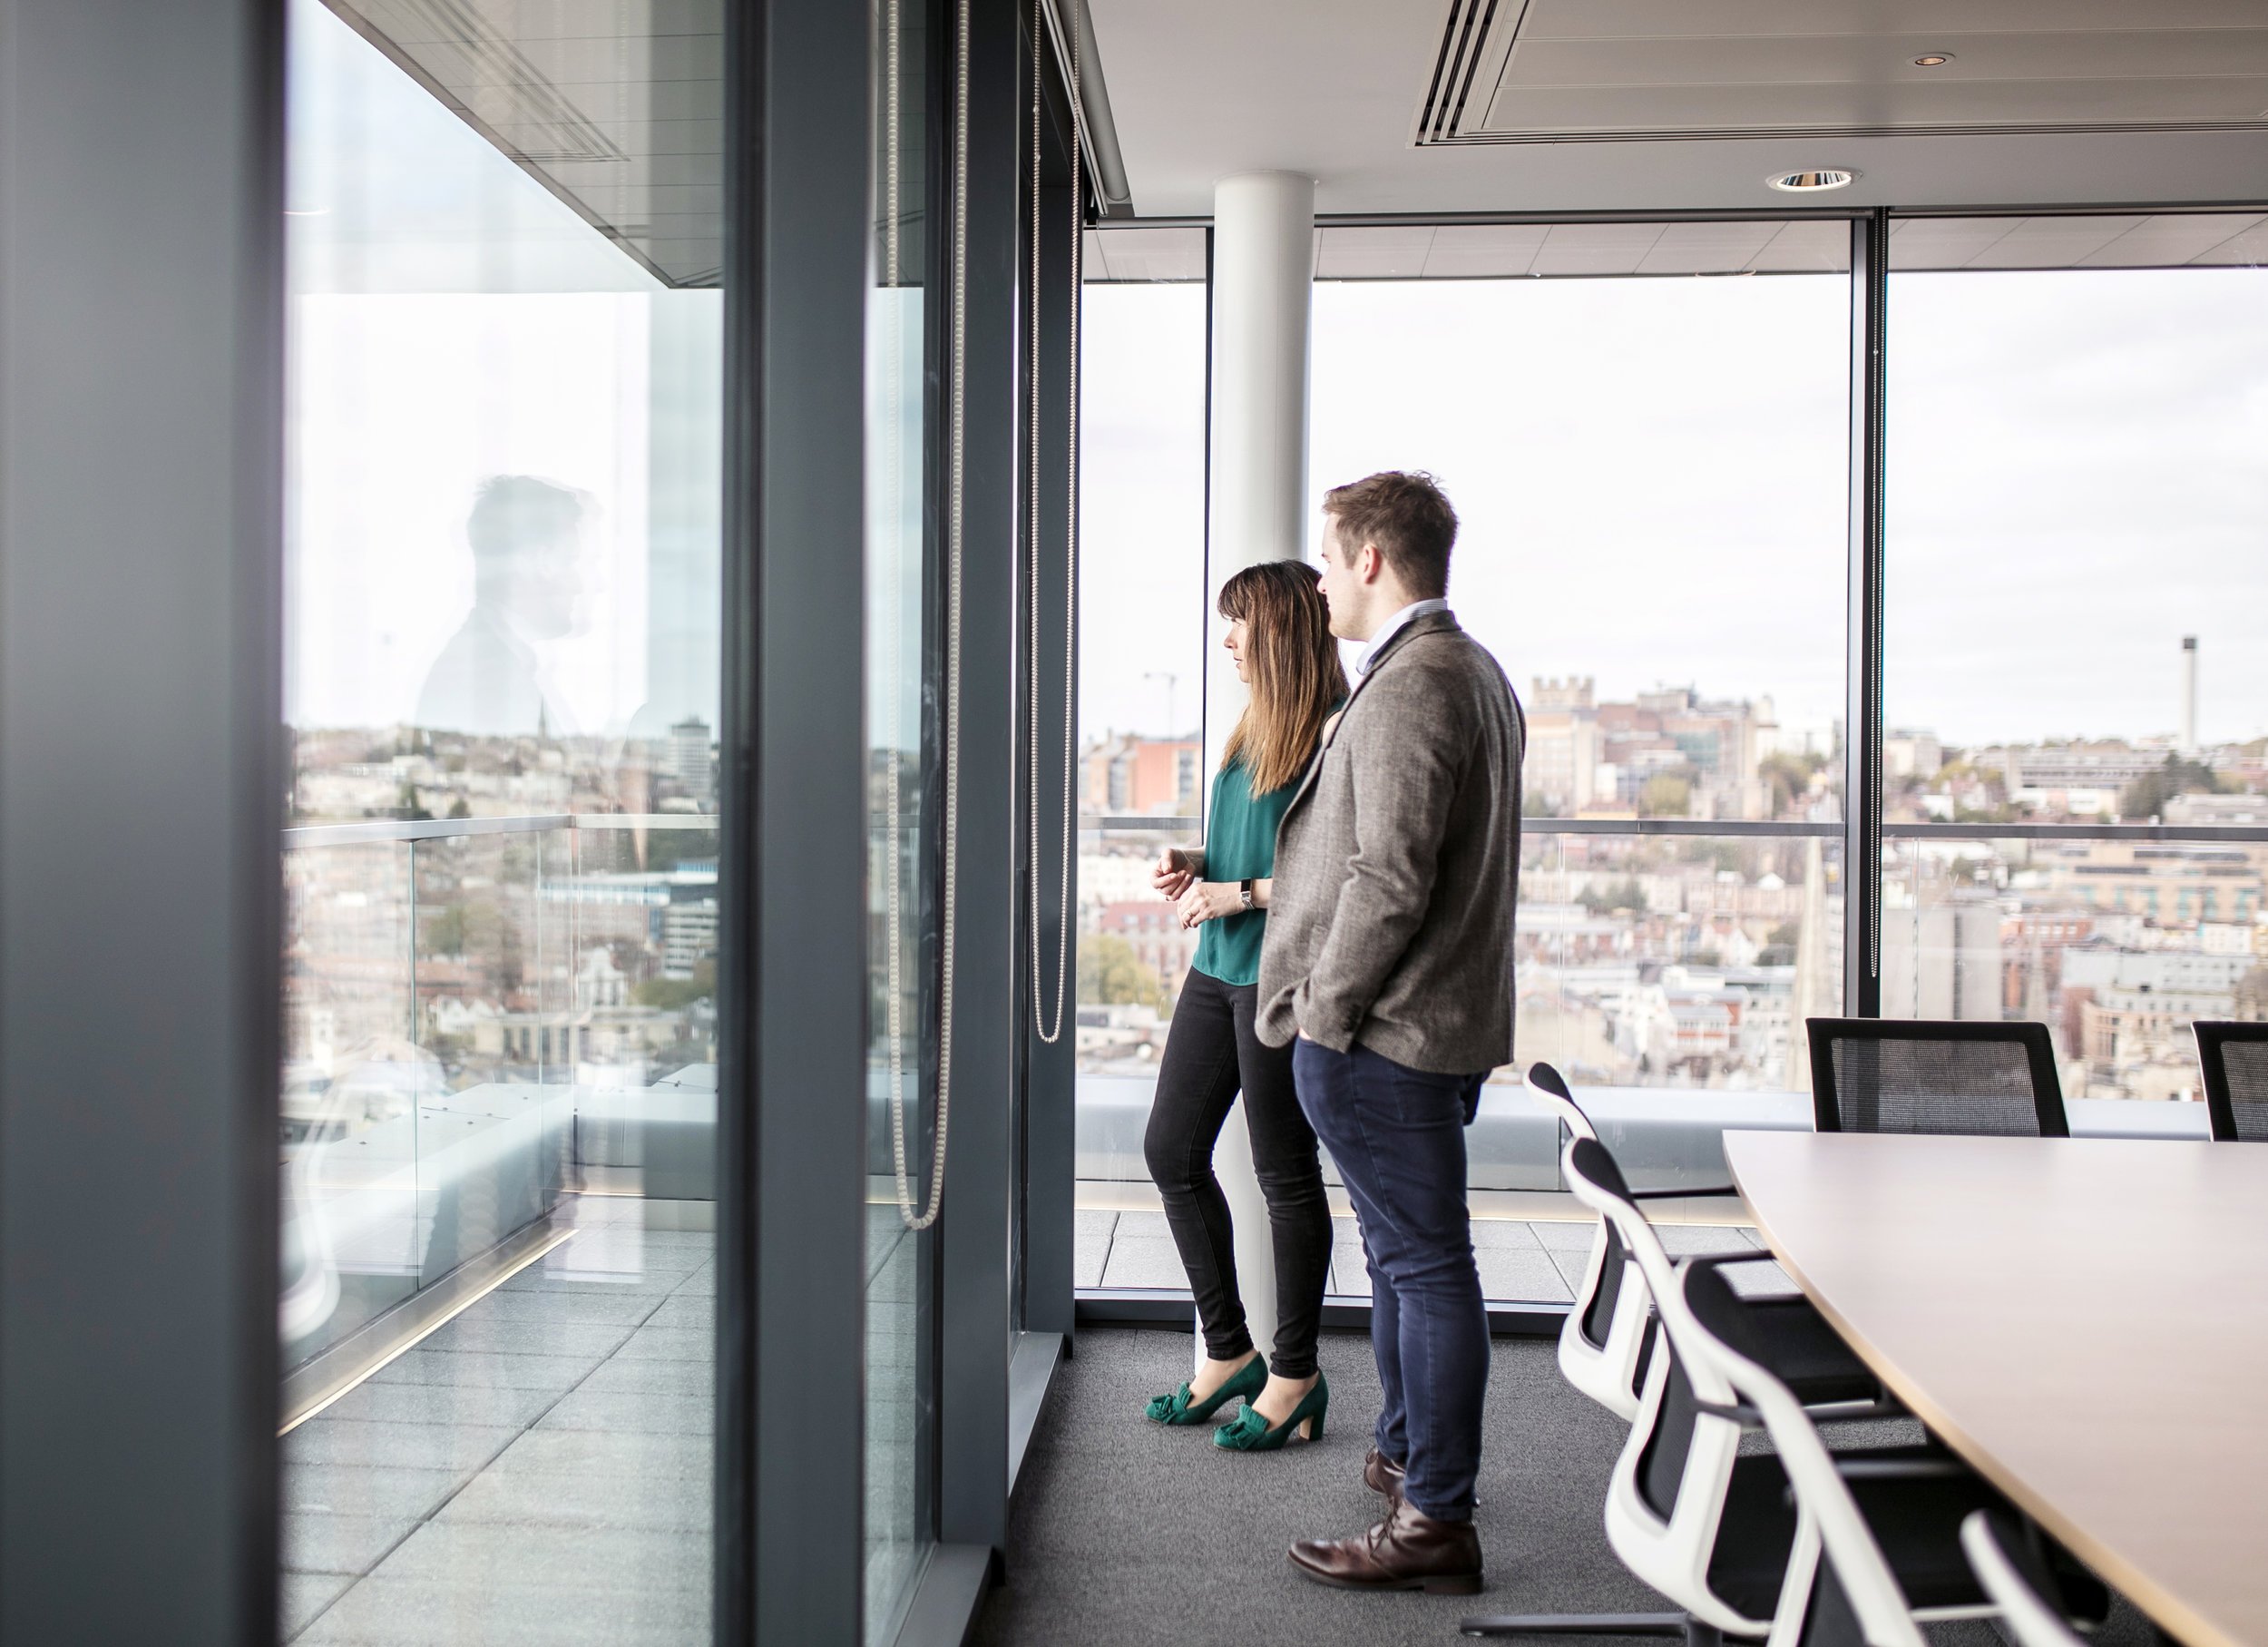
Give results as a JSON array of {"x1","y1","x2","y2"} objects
[{"x1": 1725, "y1": 1130, "x2": 2268, "y2": 1647}]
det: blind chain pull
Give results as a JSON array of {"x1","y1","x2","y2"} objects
[
  {"x1": 885, "y1": 0, "x2": 972, "y2": 1232},
  {"x1": 1029, "y1": 0, "x2": 1079, "y2": 1045}
]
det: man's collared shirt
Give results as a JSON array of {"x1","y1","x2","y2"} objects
[{"x1": 1355, "y1": 597, "x2": 1451, "y2": 677}]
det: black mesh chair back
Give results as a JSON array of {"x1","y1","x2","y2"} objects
[
  {"x1": 1806, "y1": 1018, "x2": 2068, "y2": 1138},
  {"x1": 2194, "y1": 1021, "x2": 2268, "y2": 1142}
]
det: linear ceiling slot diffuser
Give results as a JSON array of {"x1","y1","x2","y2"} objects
[{"x1": 1412, "y1": 0, "x2": 2268, "y2": 147}]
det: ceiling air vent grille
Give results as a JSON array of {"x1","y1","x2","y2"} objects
[
  {"x1": 1413, "y1": 0, "x2": 1513, "y2": 147},
  {"x1": 1412, "y1": 1, "x2": 2268, "y2": 148}
]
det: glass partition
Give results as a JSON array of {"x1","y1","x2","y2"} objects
[
  {"x1": 279, "y1": 0, "x2": 724, "y2": 1636},
  {"x1": 1884, "y1": 218, "x2": 2268, "y2": 1109}
]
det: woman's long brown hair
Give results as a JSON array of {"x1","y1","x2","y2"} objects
[{"x1": 1218, "y1": 561, "x2": 1348, "y2": 795}]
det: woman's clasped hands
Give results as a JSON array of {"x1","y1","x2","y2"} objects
[
  {"x1": 1175, "y1": 880, "x2": 1244, "y2": 929},
  {"x1": 1152, "y1": 846, "x2": 1238, "y2": 929}
]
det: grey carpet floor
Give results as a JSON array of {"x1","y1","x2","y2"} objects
[{"x1": 974, "y1": 1327, "x2": 2165, "y2": 1647}]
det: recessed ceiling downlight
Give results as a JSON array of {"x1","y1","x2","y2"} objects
[
  {"x1": 1767, "y1": 169, "x2": 1857, "y2": 193},
  {"x1": 1912, "y1": 53, "x2": 1953, "y2": 67}
]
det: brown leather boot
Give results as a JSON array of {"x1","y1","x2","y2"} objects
[
  {"x1": 1288, "y1": 1495, "x2": 1482, "y2": 1594},
  {"x1": 1362, "y1": 1446, "x2": 1405, "y2": 1498}
]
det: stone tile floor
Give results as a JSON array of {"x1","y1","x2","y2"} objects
[
  {"x1": 1076, "y1": 1208, "x2": 1777, "y2": 1301},
  {"x1": 284, "y1": 1195, "x2": 928, "y2": 1646},
  {"x1": 282, "y1": 1195, "x2": 717, "y2": 1646}
]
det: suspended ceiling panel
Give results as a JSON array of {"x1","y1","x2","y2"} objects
[
  {"x1": 1088, "y1": 212, "x2": 2268, "y2": 282},
  {"x1": 1086, "y1": 1, "x2": 2268, "y2": 218},
  {"x1": 1887, "y1": 211, "x2": 2268, "y2": 269},
  {"x1": 1083, "y1": 226, "x2": 1208, "y2": 280},
  {"x1": 324, "y1": 0, "x2": 724, "y2": 287},
  {"x1": 1423, "y1": 0, "x2": 2268, "y2": 144},
  {"x1": 1314, "y1": 219, "x2": 1853, "y2": 278}
]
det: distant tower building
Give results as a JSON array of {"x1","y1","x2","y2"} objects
[
  {"x1": 2180, "y1": 637, "x2": 2198, "y2": 755},
  {"x1": 668, "y1": 717, "x2": 714, "y2": 805},
  {"x1": 661, "y1": 897, "x2": 719, "y2": 979}
]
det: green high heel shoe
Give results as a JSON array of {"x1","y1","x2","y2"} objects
[
  {"x1": 1144, "y1": 1352, "x2": 1266, "y2": 1426},
  {"x1": 1212, "y1": 1371, "x2": 1329, "y2": 1451}
]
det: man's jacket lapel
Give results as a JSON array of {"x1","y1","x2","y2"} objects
[{"x1": 1281, "y1": 613, "x2": 1461, "y2": 818}]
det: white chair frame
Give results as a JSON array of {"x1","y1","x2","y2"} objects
[
  {"x1": 1571, "y1": 1142, "x2": 1780, "y2": 1638},
  {"x1": 1527, "y1": 1064, "x2": 1652, "y2": 1423},
  {"x1": 1655, "y1": 1258, "x2": 2006, "y2": 1646},
  {"x1": 1960, "y1": 1513, "x2": 2084, "y2": 1647}
]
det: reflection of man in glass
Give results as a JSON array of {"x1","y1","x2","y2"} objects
[{"x1": 415, "y1": 475, "x2": 589, "y2": 737}]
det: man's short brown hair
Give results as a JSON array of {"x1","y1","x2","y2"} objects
[{"x1": 1322, "y1": 471, "x2": 1458, "y2": 599}]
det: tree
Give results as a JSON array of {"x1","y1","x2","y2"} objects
[
  {"x1": 446, "y1": 795, "x2": 472, "y2": 819},
  {"x1": 636, "y1": 959, "x2": 716, "y2": 1012},
  {"x1": 2119, "y1": 754, "x2": 2220, "y2": 820},
  {"x1": 1578, "y1": 877, "x2": 1647, "y2": 916},
  {"x1": 425, "y1": 905, "x2": 467, "y2": 956},
  {"x1": 1757, "y1": 750, "x2": 1821, "y2": 817},
  {"x1": 1077, "y1": 934, "x2": 1162, "y2": 1008},
  {"x1": 1638, "y1": 773, "x2": 1691, "y2": 818}
]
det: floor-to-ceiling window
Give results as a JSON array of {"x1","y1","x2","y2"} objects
[
  {"x1": 1068, "y1": 230, "x2": 1211, "y2": 1291},
  {"x1": 864, "y1": 0, "x2": 938, "y2": 1633},
  {"x1": 1307, "y1": 221, "x2": 1853, "y2": 1284},
  {"x1": 279, "y1": 1, "x2": 725, "y2": 1636},
  {"x1": 1072, "y1": 219, "x2": 1854, "y2": 1307},
  {"x1": 1882, "y1": 213, "x2": 2268, "y2": 1108}
]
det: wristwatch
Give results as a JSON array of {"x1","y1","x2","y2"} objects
[{"x1": 1238, "y1": 878, "x2": 1256, "y2": 911}]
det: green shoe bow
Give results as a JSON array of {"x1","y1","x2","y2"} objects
[
  {"x1": 1143, "y1": 1353, "x2": 1266, "y2": 1426},
  {"x1": 1212, "y1": 1372, "x2": 1329, "y2": 1451}
]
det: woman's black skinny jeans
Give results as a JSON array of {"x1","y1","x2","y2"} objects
[{"x1": 1142, "y1": 966, "x2": 1332, "y2": 1380}]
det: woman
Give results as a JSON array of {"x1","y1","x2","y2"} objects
[{"x1": 1141, "y1": 559, "x2": 1347, "y2": 1452}]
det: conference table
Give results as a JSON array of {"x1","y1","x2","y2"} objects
[{"x1": 1725, "y1": 1130, "x2": 2268, "y2": 1647}]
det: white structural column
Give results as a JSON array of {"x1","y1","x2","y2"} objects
[{"x1": 1198, "y1": 172, "x2": 1315, "y2": 1373}]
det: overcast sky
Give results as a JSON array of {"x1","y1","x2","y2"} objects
[{"x1": 1082, "y1": 268, "x2": 2268, "y2": 753}]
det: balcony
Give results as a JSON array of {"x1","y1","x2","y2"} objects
[{"x1": 279, "y1": 812, "x2": 722, "y2": 1642}]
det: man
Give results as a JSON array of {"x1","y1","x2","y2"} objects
[
  {"x1": 1256, "y1": 470, "x2": 1523, "y2": 1594},
  {"x1": 415, "y1": 474, "x2": 591, "y2": 739}
]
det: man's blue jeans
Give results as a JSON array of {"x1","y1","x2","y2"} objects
[{"x1": 1292, "y1": 1037, "x2": 1489, "y2": 1522}]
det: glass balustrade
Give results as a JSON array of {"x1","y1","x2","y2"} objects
[{"x1": 280, "y1": 816, "x2": 721, "y2": 1371}]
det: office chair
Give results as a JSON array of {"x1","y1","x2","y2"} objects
[
  {"x1": 1462, "y1": 1137, "x2": 1894, "y2": 1642},
  {"x1": 1526, "y1": 1062, "x2": 1849, "y2": 1426},
  {"x1": 1960, "y1": 1512, "x2": 2086, "y2": 1647},
  {"x1": 2193, "y1": 1020, "x2": 2268, "y2": 1142},
  {"x1": 1529, "y1": 1061, "x2": 1714, "y2": 1423},
  {"x1": 1659, "y1": 1257, "x2": 2077, "y2": 1647},
  {"x1": 1805, "y1": 1019, "x2": 2068, "y2": 1137}
]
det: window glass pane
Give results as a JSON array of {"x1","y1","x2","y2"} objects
[
  {"x1": 1308, "y1": 257, "x2": 1852, "y2": 1270},
  {"x1": 1071, "y1": 275, "x2": 1208, "y2": 1279},
  {"x1": 1886, "y1": 240, "x2": 2268, "y2": 1103},
  {"x1": 1073, "y1": 232, "x2": 1851, "y2": 1307},
  {"x1": 1310, "y1": 270, "x2": 1852, "y2": 828},
  {"x1": 279, "y1": 0, "x2": 724, "y2": 1635},
  {"x1": 864, "y1": 0, "x2": 933, "y2": 1633}
]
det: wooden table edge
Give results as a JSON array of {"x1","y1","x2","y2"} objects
[{"x1": 1722, "y1": 1130, "x2": 2237, "y2": 1647}]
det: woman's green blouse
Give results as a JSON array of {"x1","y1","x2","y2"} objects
[{"x1": 1190, "y1": 756, "x2": 1295, "y2": 988}]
